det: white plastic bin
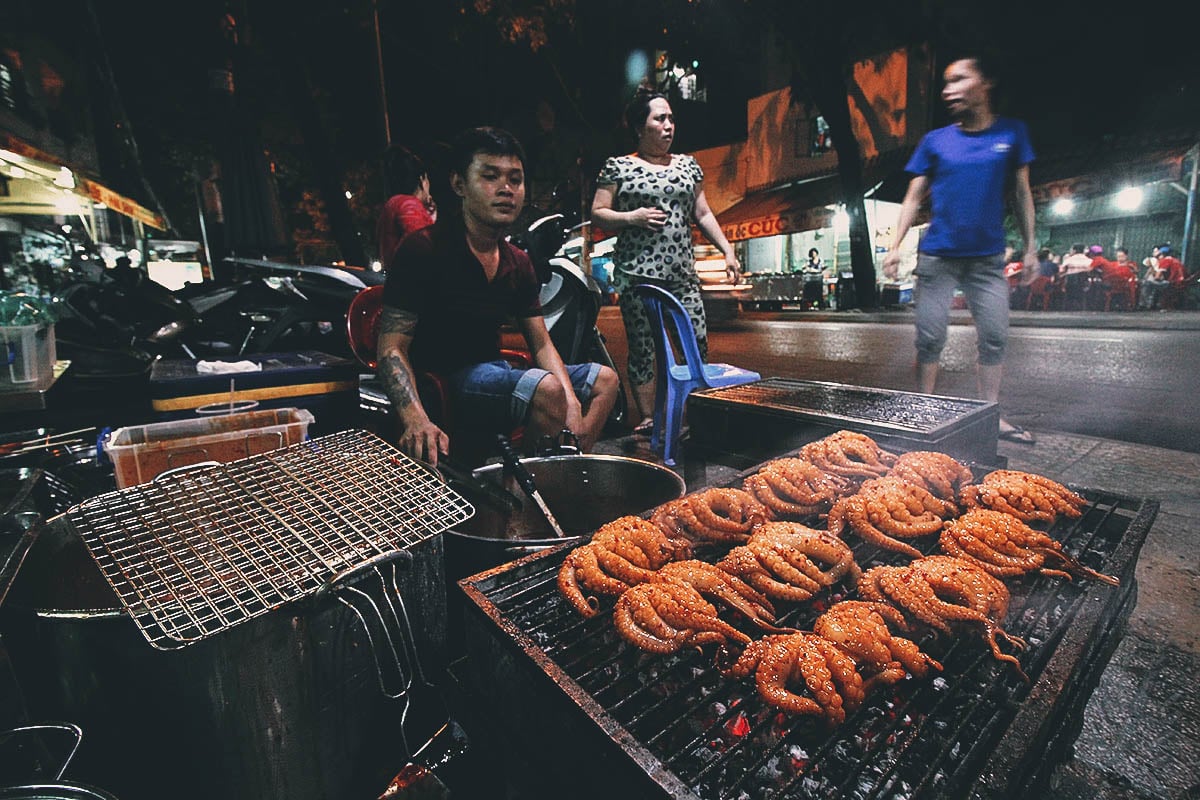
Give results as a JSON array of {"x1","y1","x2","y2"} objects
[
  {"x1": 1, "y1": 323, "x2": 56, "y2": 390},
  {"x1": 104, "y1": 407, "x2": 315, "y2": 488}
]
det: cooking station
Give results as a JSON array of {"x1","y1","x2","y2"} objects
[
  {"x1": 456, "y1": 459, "x2": 1153, "y2": 799},
  {"x1": 0, "y1": 378, "x2": 1163, "y2": 798}
]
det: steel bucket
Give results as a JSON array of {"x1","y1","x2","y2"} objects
[{"x1": 0, "y1": 517, "x2": 447, "y2": 800}]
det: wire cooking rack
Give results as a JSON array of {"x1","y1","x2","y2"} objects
[{"x1": 66, "y1": 429, "x2": 474, "y2": 650}]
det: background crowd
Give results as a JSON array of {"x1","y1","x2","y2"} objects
[{"x1": 1005, "y1": 242, "x2": 1191, "y2": 311}]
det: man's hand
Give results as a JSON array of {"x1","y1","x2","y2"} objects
[
  {"x1": 882, "y1": 250, "x2": 901, "y2": 280},
  {"x1": 628, "y1": 206, "x2": 668, "y2": 231},
  {"x1": 398, "y1": 415, "x2": 449, "y2": 467},
  {"x1": 1020, "y1": 249, "x2": 1039, "y2": 286}
]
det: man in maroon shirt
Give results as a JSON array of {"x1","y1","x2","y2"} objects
[{"x1": 376, "y1": 128, "x2": 618, "y2": 465}]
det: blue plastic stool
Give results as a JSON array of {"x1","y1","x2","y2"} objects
[{"x1": 634, "y1": 284, "x2": 761, "y2": 466}]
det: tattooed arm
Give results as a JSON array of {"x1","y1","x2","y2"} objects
[{"x1": 376, "y1": 305, "x2": 449, "y2": 465}]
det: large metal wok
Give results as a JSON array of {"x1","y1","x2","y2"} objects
[{"x1": 444, "y1": 454, "x2": 685, "y2": 582}]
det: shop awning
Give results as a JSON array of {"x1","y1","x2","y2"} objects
[
  {"x1": 717, "y1": 177, "x2": 839, "y2": 242},
  {"x1": 716, "y1": 149, "x2": 913, "y2": 242},
  {"x1": 0, "y1": 132, "x2": 167, "y2": 230}
]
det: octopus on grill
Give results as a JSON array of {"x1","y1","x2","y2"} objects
[
  {"x1": 813, "y1": 600, "x2": 943, "y2": 692},
  {"x1": 650, "y1": 488, "x2": 769, "y2": 545},
  {"x1": 798, "y1": 431, "x2": 898, "y2": 482},
  {"x1": 652, "y1": 560, "x2": 787, "y2": 633},
  {"x1": 827, "y1": 475, "x2": 959, "y2": 558},
  {"x1": 858, "y1": 556, "x2": 1028, "y2": 680},
  {"x1": 613, "y1": 581, "x2": 752, "y2": 654},
  {"x1": 719, "y1": 632, "x2": 866, "y2": 726},
  {"x1": 742, "y1": 457, "x2": 850, "y2": 520},
  {"x1": 717, "y1": 522, "x2": 860, "y2": 603},
  {"x1": 557, "y1": 516, "x2": 691, "y2": 618},
  {"x1": 940, "y1": 508, "x2": 1119, "y2": 585},
  {"x1": 887, "y1": 451, "x2": 974, "y2": 503},
  {"x1": 960, "y1": 470, "x2": 1087, "y2": 524}
]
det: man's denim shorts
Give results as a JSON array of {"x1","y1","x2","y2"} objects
[{"x1": 447, "y1": 360, "x2": 602, "y2": 430}]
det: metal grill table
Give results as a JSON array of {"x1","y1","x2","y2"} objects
[
  {"x1": 67, "y1": 429, "x2": 473, "y2": 649},
  {"x1": 686, "y1": 378, "x2": 1002, "y2": 468},
  {"x1": 458, "y1": 466, "x2": 1154, "y2": 800}
]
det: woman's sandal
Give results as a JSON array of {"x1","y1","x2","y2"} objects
[
  {"x1": 632, "y1": 418, "x2": 655, "y2": 438},
  {"x1": 999, "y1": 424, "x2": 1036, "y2": 444}
]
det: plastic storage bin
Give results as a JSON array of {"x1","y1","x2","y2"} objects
[
  {"x1": 1, "y1": 324, "x2": 56, "y2": 391},
  {"x1": 104, "y1": 407, "x2": 315, "y2": 488}
]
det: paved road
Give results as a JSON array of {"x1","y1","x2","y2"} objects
[{"x1": 595, "y1": 307, "x2": 1200, "y2": 454}]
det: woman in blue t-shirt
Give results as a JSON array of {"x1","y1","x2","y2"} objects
[{"x1": 882, "y1": 55, "x2": 1039, "y2": 444}]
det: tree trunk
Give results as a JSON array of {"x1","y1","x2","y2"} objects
[
  {"x1": 804, "y1": 59, "x2": 878, "y2": 309},
  {"x1": 258, "y1": 20, "x2": 367, "y2": 267}
]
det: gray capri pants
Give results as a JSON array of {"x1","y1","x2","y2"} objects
[
  {"x1": 913, "y1": 253, "x2": 1009, "y2": 366},
  {"x1": 614, "y1": 269, "x2": 707, "y2": 387}
]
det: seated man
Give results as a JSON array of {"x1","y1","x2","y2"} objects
[
  {"x1": 1138, "y1": 244, "x2": 1186, "y2": 310},
  {"x1": 376, "y1": 127, "x2": 619, "y2": 466}
]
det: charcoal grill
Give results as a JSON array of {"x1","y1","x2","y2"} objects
[
  {"x1": 685, "y1": 378, "x2": 1001, "y2": 469},
  {"x1": 65, "y1": 428, "x2": 473, "y2": 649},
  {"x1": 458, "y1": 460, "x2": 1154, "y2": 800}
]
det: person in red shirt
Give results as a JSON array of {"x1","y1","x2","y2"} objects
[
  {"x1": 1096, "y1": 247, "x2": 1136, "y2": 283},
  {"x1": 1139, "y1": 244, "x2": 1186, "y2": 309},
  {"x1": 376, "y1": 145, "x2": 437, "y2": 272}
]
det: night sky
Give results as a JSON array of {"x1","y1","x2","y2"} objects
[{"x1": 13, "y1": 0, "x2": 1197, "y2": 244}]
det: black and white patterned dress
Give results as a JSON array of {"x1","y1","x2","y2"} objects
[{"x1": 596, "y1": 153, "x2": 708, "y2": 386}]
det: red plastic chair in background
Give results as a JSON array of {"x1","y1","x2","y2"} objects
[
  {"x1": 346, "y1": 285, "x2": 530, "y2": 463},
  {"x1": 1024, "y1": 275, "x2": 1058, "y2": 311},
  {"x1": 1102, "y1": 276, "x2": 1138, "y2": 311}
]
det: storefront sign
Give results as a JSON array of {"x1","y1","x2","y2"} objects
[
  {"x1": 79, "y1": 178, "x2": 166, "y2": 230},
  {"x1": 720, "y1": 206, "x2": 835, "y2": 242}
]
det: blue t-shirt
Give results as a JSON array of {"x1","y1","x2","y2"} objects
[{"x1": 905, "y1": 117, "x2": 1035, "y2": 258}]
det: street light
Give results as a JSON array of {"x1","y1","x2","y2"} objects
[
  {"x1": 1114, "y1": 186, "x2": 1144, "y2": 211},
  {"x1": 1052, "y1": 197, "x2": 1074, "y2": 216}
]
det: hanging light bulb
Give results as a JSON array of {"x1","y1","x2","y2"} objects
[{"x1": 1114, "y1": 186, "x2": 1144, "y2": 211}]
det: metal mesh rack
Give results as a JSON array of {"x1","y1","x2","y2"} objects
[{"x1": 67, "y1": 429, "x2": 473, "y2": 649}]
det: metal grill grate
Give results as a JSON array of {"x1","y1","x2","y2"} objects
[
  {"x1": 68, "y1": 429, "x2": 473, "y2": 650},
  {"x1": 462, "y1": 474, "x2": 1154, "y2": 799},
  {"x1": 693, "y1": 378, "x2": 989, "y2": 433}
]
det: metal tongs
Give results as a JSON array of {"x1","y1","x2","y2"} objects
[{"x1": 495, "y1": 433, "x2": 568, "y2": 538}]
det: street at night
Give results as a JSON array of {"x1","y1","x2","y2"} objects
[{"x1": 4, "y1": 1, "x2": 1200, "y2": 798}]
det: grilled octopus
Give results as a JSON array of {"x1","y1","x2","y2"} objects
[
  {"x1": 613, "y1": 581, "x2": 752, "y2": 654},
  {"x1": 719, "y1": 632, "x2": 866, "y2": 726},
  {"x1": 557, "y1": 516, "x2": 691, "y2": 617},
  {"x1": 940, "y1": 508, "x2": 1119, "y2": 585},
  {"x1": 960, "y1": 470, "x2": 1087, "y2": 524},
  {"x1": 652, "y1": 560, "x2": 787, "y2": 633},
  {"x1": 798, "y1": 431, "x2": 897, "y2": 482},
  {"x1": 887, "y1": 451, "x2": 974, "y2": 503},
  {"x1": 742, "y1": 457, "x2": 850, "y2": 520},
  {"x1": 858, "y1": 556, "x2": 1028, "y2": 681},
  {"x1": 718, "y1": 522, "x2": 860, "y2": 603},
  {"x1": 827, "y1": 475, "x2": 958, "y2": 558},
  {"x1": 813, "y1": 600, "x2": 943, "y2": 692},
  {"x1": 650, "y1": 488, "x2": 769, "y2": 545}
]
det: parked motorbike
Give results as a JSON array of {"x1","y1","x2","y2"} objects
[
  {"x1": 512, "y1": 212, "x2": 628, "y2": 430},
  {"x1": 222, "y1": 257, "x2": 383, "y2": 359}
]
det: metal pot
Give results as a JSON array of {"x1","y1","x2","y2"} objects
[
  {"x1": 1, "y1": 517, "x2": 448, "y2": 800},
  {"x1": 445, "y1": 454, "x2": 685, "y2": 582}
]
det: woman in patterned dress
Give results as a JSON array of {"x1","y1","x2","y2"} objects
[{"x1": 591, "y1": 88, "x2": 742, "y2": 434}]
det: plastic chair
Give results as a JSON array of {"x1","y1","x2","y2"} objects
[
  {"x1": 1102, "y1": 276, "x2": 1138, "y2": 311},
  {"x1": 634, "y1": 284, "x2": 761, "y2": 466},
  {"x1": 1025, "y1": 275, "x2": 1057, "y2": 311}
]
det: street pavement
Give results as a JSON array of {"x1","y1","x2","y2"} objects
[{"x1": 592, "y1": 304, "x2": 1200, "y2": 799}]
